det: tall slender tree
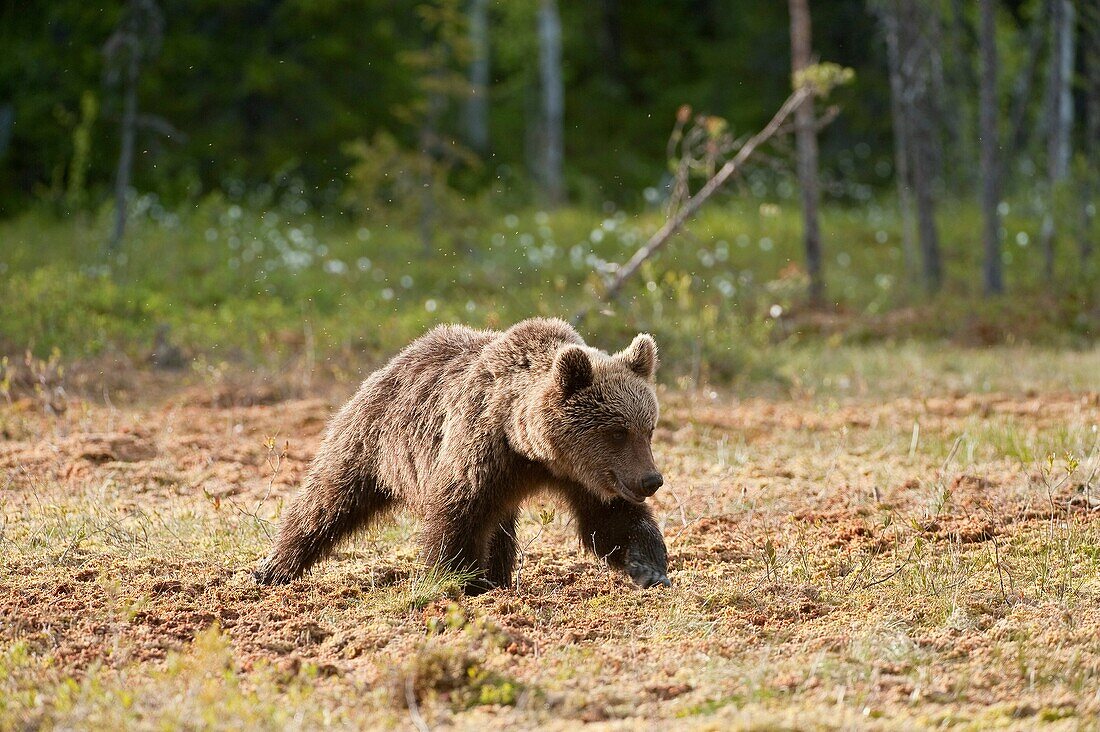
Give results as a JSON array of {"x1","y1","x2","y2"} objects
[
  {"x1": 788, "y1": 0, "x2": 825, "y2": 306},
  {"x1": 901, "y1": 0, "x2": 944, "y2": 291},
  {"x1": 465, "y1": 0, "x2": 490, "y2": 155},
  {"x1": 1040, "y1": 0, "x2": 1076, "y2": 281},
  {"x1": 943, "y1": 0, "x2": 975, "y2": 178},
  {"x1": 1006, "y1": 2, "x2": 1048, "y2": 155},
  {"x1": 537, "y1": 0, "x2": 564, "y2": 205},
  {"x1": 876, "y1": 3, "x2": 918, "y2": 279},
  {"x1": 979, "y1": 0, "x2": 1003, "y2": 294},
  {"x1": 873, "y1": 0, "x2": 944, "y2": 292},
  {"x1": 1082, "y1": 0, "x2": 1100, "y2": 264},
  {"x1": 104, "y1": 0, "x2": 163, "y2": 256}
]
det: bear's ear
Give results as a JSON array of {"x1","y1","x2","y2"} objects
[
  {"x1": 553, "y1": 345, "x2": 593, "y2": 396},
  {"x1": 618, "y1": 333, "x2": 658, "y2": 380}
]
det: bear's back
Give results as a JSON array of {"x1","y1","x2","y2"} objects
[
  {"x1": 370, "y1": 323, "x2": 498, "y2": 420},
  {"x1": 350, "y1": 320, "x2": 581, "y2": 501}
]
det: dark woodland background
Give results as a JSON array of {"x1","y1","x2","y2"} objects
[{"x1": 0, "y1": 0, "x2": 1097, "y2": 372}]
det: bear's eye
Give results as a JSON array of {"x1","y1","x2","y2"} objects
[{"x1": 608, "y1": 427, "x2": 629, "y2": 442}]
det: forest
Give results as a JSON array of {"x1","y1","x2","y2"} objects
[
  {"x1": 1, "y1": 0, "x2": 1097, "y2": 363},
  {"x1": 2, "y1": 1, "x2": 1100, "y2": 730}
]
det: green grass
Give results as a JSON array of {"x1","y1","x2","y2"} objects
[
  {"x1": 0, "y1": 628, "x2": 402, "y2": 730},
  {"x1": 1, "y1": 194, "x2": 1096, "y2": 382}
]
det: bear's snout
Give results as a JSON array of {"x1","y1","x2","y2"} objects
[{"x1": 638, "y1": 472, "x2": 664, "y2": 497}]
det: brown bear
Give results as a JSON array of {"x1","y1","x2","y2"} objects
[{"x1": 254, "y1": 317, "x2": 670, "y2": 593}]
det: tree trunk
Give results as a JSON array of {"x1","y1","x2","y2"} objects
[
  {"x1": 109, "y1": 51, "x2": 138, "y2": 255},
  {"x1": 903, "y1": 0, "x2": 943, "y2": 292},
  {"x1": 418, "y1": 87, "x2": 444, "y2": 254},
  {"x1": 1051, "y1": 0, "x2": 1076, "y2": 180},
  {"x1": 788, "y1": 0, "x2": 824, "y2": 305},
  {"x1": 1006, "y1": 1, "x2": 1048, "y2": 155},
  {"x1": 1082, "y1": 0, "x2": 1100, "y2": 264},
  {"x1": 911, "y1": 138, "x2": 942, "y2": 292},
  {"x1": 537, "y1": 0, "x2": 564, "y2": 205},
  {"x1": 598, "y1": 0, "x2": 624, "y2": 89},
  {"x1": 979, "y1": 0, "x2": 1003, "y2": 295},
  {"x1": 880, "y1": 5, "x2": 918, "y2": 280},
  {"x1": 103, "y1": 0, "x2": 162, "y2": 258},
  {"x1": 465, "y1": 0, "x2": 489, "y2": 155},
  {"x1": 1040, "y1": 0, "x2": 1076, "y2": 281},
  {"x1": 946, "y1": 0, "x2": 979, "y2": 179},
  {"x1": 0, "y1": 104, "x2": 12, "y2": 161}
]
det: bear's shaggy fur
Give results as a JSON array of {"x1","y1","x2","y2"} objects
[{"x1": 254, "y1": 317, "x2": 670, "y2": 592}]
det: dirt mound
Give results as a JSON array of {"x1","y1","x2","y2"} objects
[{"x1": 67, "y1": 432, "x2": 158, "y2": 464}]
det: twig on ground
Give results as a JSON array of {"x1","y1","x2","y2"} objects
[
  {"x1": 405, "y1": 675, "x2": 430, "y2": 732},
  {"x1": 502, "y1": 514, "x2": 547, "y2": 593}
]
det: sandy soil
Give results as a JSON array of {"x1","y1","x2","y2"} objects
[{"x1": 2, "y1": 368, "x2": 1099, "y2": 729}]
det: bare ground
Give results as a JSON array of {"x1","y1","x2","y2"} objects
[{"x1": 2, "y1": 348, "x2": 1099, "y2": 730}]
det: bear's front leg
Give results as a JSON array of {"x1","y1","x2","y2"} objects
[
  {"x1": 418, "y1": 507, "x2": 499, "y2": 596},
  {"x1": 484, "y1": 511, "x2": 519, "y2": 589},
  {"x1": 567, "y1": 489, "x2": 671, "y2": 589}
]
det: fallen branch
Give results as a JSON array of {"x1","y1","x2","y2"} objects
[{"x1": 573, "y1": 85, "x2": 812, "y2": 323}]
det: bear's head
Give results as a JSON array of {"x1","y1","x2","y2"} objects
[{"x1": 538, "y1": 333, "x2": 663, "y2": 504}]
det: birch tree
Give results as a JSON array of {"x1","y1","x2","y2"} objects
[
  {"x1": 877, "y1": 4, "x2": 918, "y2": 278},
  {"x1": 465, "y1": 0, "x2": 490, "y2": 155},
  {"x1": 1082, "y1": 0, "x2": 1100, "y2": 264},
  {"x1": 906, "y1": 0, "x2": 943, "y2": 291},
  {"x1": 1040, "y1": 0, "x2": 1076, "y2": 281},
  {"x1": 979, "y1": 0, "x2": 1003, "y2": 294},
  {"x1": 788, "y1": 0, "x2": 825, "y2": 306},
  {"x1": 537, "y1": 0, "x2": 564, "y2": 205},
  {"x1": 874, "y1": 0, "x2": 943, "y2": 291},
  {"x1": 104, "y1": 0, "x2": 163, "y2": 256}
]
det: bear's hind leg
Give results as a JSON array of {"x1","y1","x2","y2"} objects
[
  {"x1": 485, "y1": 511, "x2": 519, "y2": 589},
  {"x1": 255, "y1": 467, "x2": 393, "y2": 585},
  {"x1": 567, "y1": 489, "x2": 671, "y2": 589}
]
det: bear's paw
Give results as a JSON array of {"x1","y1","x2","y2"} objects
[{"x1": 626, "y1": 560, "x2": 671, "y2": 589}]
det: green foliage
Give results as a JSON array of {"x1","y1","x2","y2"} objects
[
  {"x1": 0, "y1": 195, "x2": 1095, "y2": 379},
  {"x1": 0, "y1": 627, "x2": 375, "y2": 729},
  {"x1": 397, "y1": 0, "x2": 472, "y2": 121},
  {"x1": 65, "y1": 91, "x2": 99, "y2": 210},
  {"x1": 793, "y1": 63, "x2": 856, "y2": 96},
  {"x1": 2, "y1": 0, "x2": 1088, "y2": 220},
  {"x1": 399, "y1": 645, "x2": 523, "y2": 709},
  {"x1": 400, "y1": 608, "x2": 528, "y2": 711},
  {"x1": 343, "y1": 133, "x2": 439, "y2": 225},
  {"x1": 0, "y1": 0, "x2": 893, "y2": 211},
  {"x1": 2, "y1": 266, "x2": 154, "y2": 356}
]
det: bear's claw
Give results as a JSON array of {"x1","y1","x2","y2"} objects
[
  {"x1": 253, "y1": 557, "x2": 295, "y2": 586},
  {"x1": 627, "y1": 561, "x2": 672, "y2": 589}
]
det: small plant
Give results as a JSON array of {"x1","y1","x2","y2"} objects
[
  {"x1": 508, "y1": 505, "x2": 555, "y2": 592},
  {"x1": 374, "y1": 566, "x2": 473, "y2": 616},
  {"x1": 397, "y1": 645, "x2": 522, "y2": 711},
  {"x1": 1034, "y1": 451, "x2": 1084, "y2": 602},
  {"x1": 0, "y1": 356, "x2": 11, "y2": 404},
  {"x1": 0, "y1": 348, "x2": 69, "y2": 414}
]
